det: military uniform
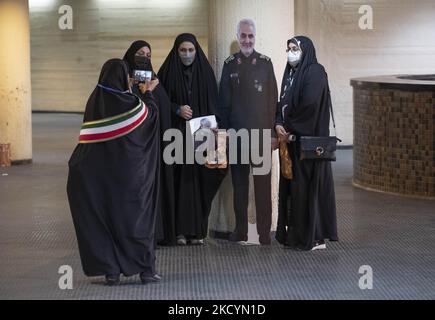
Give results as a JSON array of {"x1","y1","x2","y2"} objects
[{"x1": 217, "y1": 50, "x2": 278, "y2": 244}]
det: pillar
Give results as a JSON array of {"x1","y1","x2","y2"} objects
[{"x1": 0, "y1": 0, "x2": 32, "y2": 164}]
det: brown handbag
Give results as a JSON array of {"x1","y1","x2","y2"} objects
[
  {"x1": 205, "y1": 131, "x2": 228, "y2": 169},
  {"x1": 279, "y1": 140, "x2": 293, "y2": 180}
]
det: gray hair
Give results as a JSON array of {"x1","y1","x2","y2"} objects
[{"x1": 236, "y1": 19, "x2": 256, "y2": 37}]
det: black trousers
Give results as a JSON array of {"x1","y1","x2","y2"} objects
[{"x1": 230, "y1": 163, "x2": 272, "y2": 241}]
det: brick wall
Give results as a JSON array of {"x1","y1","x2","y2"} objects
[{"x1": 353, "y1": 82, "x2": 435, "y2": 198}]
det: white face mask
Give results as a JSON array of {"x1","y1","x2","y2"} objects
[{"x1": 287, "y1": 50, "x2": 301, "y2": 67}]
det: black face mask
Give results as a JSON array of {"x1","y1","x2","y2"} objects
[{"x1": 134, "y1": 56, "x2": 152, "y2": 71}]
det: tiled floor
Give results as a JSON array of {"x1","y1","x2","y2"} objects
[{"x1": 0, "y1": 114, "x2": 433, "y2": 300}]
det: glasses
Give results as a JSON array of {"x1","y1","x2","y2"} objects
[{"x1": 286, "y1": 47, "x2": 301, "y2": 53}]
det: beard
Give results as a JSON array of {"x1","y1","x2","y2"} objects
[{"x1": 240, "y1": 45, "x2": 254, "y2": 56}]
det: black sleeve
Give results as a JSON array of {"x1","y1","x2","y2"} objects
[
  {"x1": 275, "y1": 101, "x2": 284, "y2": 127},
  {"x1": 170, "y1": 102, "x2": 180, "y2": 117},
  {"x1": 216, "y1": 63, "x2": 232, "y2": 130},
  {"x1": 275, "y1": 73, "x2": 285, "y2": 127},
  {"x1": 142, "y1": 90, "x2": 159, "y2": 118}
]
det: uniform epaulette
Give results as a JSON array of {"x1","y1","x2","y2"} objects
[
  {"x1": 259, "y1": 54, "x2": 271, "y2": 62},
  {"x1": 225, "y1": 55, "x2": 235, "y2": 64}
]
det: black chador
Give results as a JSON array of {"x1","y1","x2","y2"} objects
[
  {"x1": 67, "y1": 59, "x2": 160, "y2": 277},
  {"x1": 158, "y1": 33, "x2": 226, "y2": 242},
  {"x1": 275, "y1": 36, "x2": 338, "y2": 250},
  {"x1": 123, "y1": 40, "x2": 177, "y2": 246}
]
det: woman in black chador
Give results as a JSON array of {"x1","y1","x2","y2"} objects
[
  {"x1": 275, "y1": 36, "x2": 338, "y2": 251},
  {"x1": 67, "y1": 59, "x2": 162, "y2": 285},
  {"x1": 158, "y1": 33, "x2": 226, "y2": 246},
  {"x1": 123, "y1": 40, "x2": 177, "y2": 246}
]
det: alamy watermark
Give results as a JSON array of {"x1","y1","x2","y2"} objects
[
  {"x1": 58, "y1": 265, "x2": 73, "y2": 290},
  {"x1": 58, "y1": 5, "x2": 73, "y2": 30},
  {"x1": 359, "y1": 5, "x2": 374, "y2": 30},
  {"x1": 163, "y1": 128, "x2": 272, "y2": 176},
  {"x1": 359, "y1": 265, "x2": 374, "y2": 290}
]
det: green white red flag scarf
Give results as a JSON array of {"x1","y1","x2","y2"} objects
[{"x1": 79, "y1": 100, "x2": 148, "y2": 144}]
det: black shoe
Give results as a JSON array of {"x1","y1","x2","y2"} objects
[
  {"x1": 228, "y1": 232, "x2": 247, "y2": 243},
  {"x1": 259, "y1": 234, "x2": 271, "y2": 246},
  {"x1": 140, "y1": 273, "x2": 162, "y2": 284},
  {"x1": 105, "y1": 274, "x2": 120, "y2": 286},
  {"x1": 260, "y1": 238, "x2": 271, "y2": 246}
]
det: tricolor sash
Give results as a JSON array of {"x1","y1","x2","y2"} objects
[{"x1": 79, "y1": 100, "x2": 148, "y2": 144}]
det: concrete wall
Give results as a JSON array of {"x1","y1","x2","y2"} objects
[
  {"x1": 295, "y1": 0, "x2": 435, "y2": 145},
  {"x1": 29, "y1": 0, "x2": 209, "y2": 112},
  {"x1": 0, "y1": 0, "x2": 32, "y2": 162},
  {"x1": 30, "y1": 0, "x2": 435, "y2": 146}
]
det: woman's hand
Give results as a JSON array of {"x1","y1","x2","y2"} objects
[
  {"x1": 138, "y1": 79, "x2": 159, "y2": 94},
  {"x1": 179, "y1": 105, "x2": 193, "y2": 120},
  {"x1": 275, "y1": 125, "x2": 289, "y2": 142}
]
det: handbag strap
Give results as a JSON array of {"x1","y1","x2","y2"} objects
[{"x1": 325, "y1": 73, "x2": 338, "y2": 138}]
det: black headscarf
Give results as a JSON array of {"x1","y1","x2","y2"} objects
[
  {"x1": 276, "y1": 37, "x2": 338, "y2": 250},
  {"x1": 123, "y1": 40, "x2": 154, "y2": 76},
  {"x1": 284, "y1": 36, "x2": 318, "y2": 111},
  {"x1": 157, "y1": 33, "x2": 218, "y2": 122},
  {"x1": 84, "y1": 59, "x2": 138, "y2": 122},
  {"x1": 281, "y1": 36, "x2": 331, "y2": 137}
]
